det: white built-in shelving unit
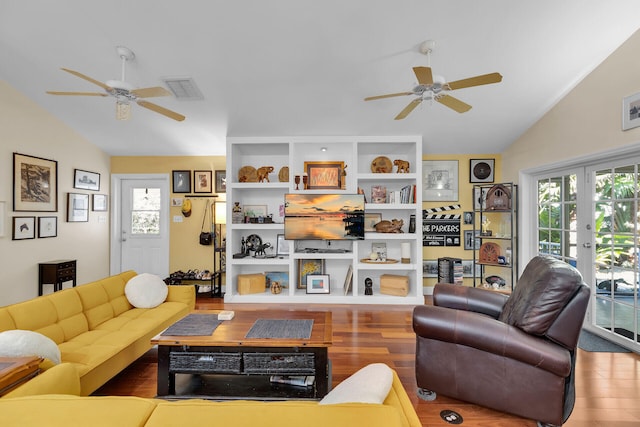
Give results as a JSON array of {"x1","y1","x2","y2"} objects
[{"x1": 225, "y1": 136, "x2": 423, "y2": 304}]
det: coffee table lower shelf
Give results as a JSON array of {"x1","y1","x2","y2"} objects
[{"x1": 156, "y1": 346, "x2": 331, "y2": 400}]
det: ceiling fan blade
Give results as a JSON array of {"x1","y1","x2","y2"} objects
[
  {"x1": 364, "y1": 92, "x2": 413, "y2": 101},
  {"x1": 413, "y1": 66, "x2": 433, "y2": 86},
  {"x1": 137, "y1": 100, "x2": 185, "y2": 121},
  {"x1": 436, "y1": 94, "x2": 472, "y2": 113},
  {"x1": 131, "y1": 86, "x2": 171, "y2": 98},
  {"x1": 446, "y1": 72, "x2": 503, "y2": 90},
  {"x1": 46, "y1": 91, "x2": 108, "y2": 97},
  {"x1": 60, "y1": 68, "x2": 111, "y2": 91},
  {"x1": 394, "y1": 98, "x2": 422, "y2": 120}
]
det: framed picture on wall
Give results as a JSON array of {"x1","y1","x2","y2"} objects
[
  {"x1": 38, "y1": 216, "x2": 57, "y2": 238},
  {"x1": 194, "y1": 170, "x2": 213, "y2": 193},
  {"x1": 73, "y1": 169, "x2": 100, "y2": 191},
  {"x1": 12, "y1": 216, "x2": 35, "y2": 240},
  {"x1": 469, "y1": 159, "x2": 495, "y2": 183},
  {"x1": 623, "y1": 92, "x2": 640, "y2": 130},
  {"x1": 67, "y1": 193, "x2": 89, "y2": 222},
  {"x1": 92, "y1": 194, "x2": 108, "y2": 211},
  {"x1": 215, "y1": 170, "x2": 226, "y2": 193},
  {"x1": 422, "y1": 160, "x2": 458, "y2": 201},
  {"x1": 172, "y1": 170, "x2": 191, "y2": 193},
  {"x1": 13, "y1": 153, "x2": 58, "y2": 212}
]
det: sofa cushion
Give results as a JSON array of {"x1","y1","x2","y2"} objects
[
  {"x1": 0, "y1": 329, "x2": 61, "y2": 364},
  {"x1": 76, "y1": 284, "x2": 115, "y2": 330},
  {"x1": 48, "y1": 290, "x2": 89, "y2": 341},
  {"x1": 125, "y1": 273, "x2": 168, "y2": 308},
  {"x1": 319, "y1": 363, "x2": 393, "y2": 405},
  {"x1": 498, "y1": 255, "x2": 584, "y2": 335}
]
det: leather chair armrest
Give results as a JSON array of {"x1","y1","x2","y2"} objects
[
  {"x1": 412, "y1": 305, "x2": 571, "y2": 377},
  {"x1": 433, "y1": 283, "x2": 509, "y2": 319}
]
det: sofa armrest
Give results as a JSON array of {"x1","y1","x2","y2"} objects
[
  {"x1": 3, "y1": 363, "x2": 81, "y2": 398},
  {"x1": 166, "y1": 285, "x2": 196, "y2": 310},
  {"x1": 432, "y1": 283, "x2": 509, "y2": 318},
  {"x1": 413, "y1": 305, "x2": 571, "y2": 377}
]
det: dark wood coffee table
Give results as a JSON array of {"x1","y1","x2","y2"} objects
[{"x1": 151, "y1": 310, "x2": 332, "y2": 400}]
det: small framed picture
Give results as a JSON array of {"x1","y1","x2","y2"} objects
[
  {"x1": 463, "y1": 211, "x2": 474, "y2": 225},
  {"x1": 298, "y1": 258, "x2": 324, "y2": 289},
  {"x1": 215, "y1": 170, "x2": 226, "y2": 193},
  {"x1": 265, "y1": 271, "x2": 289, "y2": 289},
  {"x1": 422, "y1": 260, "x2": 438, "y2": 278},
  {"x1": 73, "y1": 169, "x2": 100, "y2": 191},
  {"x1": 172, "y1": 170, "x2": 191, "y2": 193},
  {"x1": 12, "y1": 216, "x2": 35, "y2": 240},
  {"x1": 92, "y1": 194, "x2": 108, "y2": 211},
  {"x1": 38, "y1": 216, "x2": 57, "y2": 238},
  {"x1": 13, "y1": 153, "x2": 58, "y2": 212},
  {"x1": 243, "y1": 205, "x2": 268, "y2": 218},
  {"x1": 276, "y1": 234, "x2": 290, "y2": 256},
  {"x1": 461, "y1": 260, "x2": 481, "y2": 277},
  {"x1": 67, "y1": 193, "x2": 89, "y2": 222},
  {"x1": 623, "y1": 92, "x2": 640, "y2": 130},
  {"x1": 473, "y1": 187, "x2": 488, "y2": 210},
  {"x1": 469, "y1": 159, "x2": 495, "y2": 183},
  {"x1": 364, "y1": 213, "x2": 382, "y2": 232},
  {"x1": 306, "y1": 274, "x2": 330, "y2": 294},
  {"x1": 304, "y1": 161, "x2": 344, "y2": 189},
  {"x1": 464, "y1": 230, "x2": 481, "y2": 250},
  {"x1": 194, "y1": 170, "x2": 213, "y2": 193}
]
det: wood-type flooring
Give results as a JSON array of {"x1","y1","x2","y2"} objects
[{"x1": 94, "y1": 295, "x2": 640, "y2": 426}]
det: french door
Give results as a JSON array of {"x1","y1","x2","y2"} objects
[{"x1": 534, "y1": 156, "x2": 640, "y2": 351}]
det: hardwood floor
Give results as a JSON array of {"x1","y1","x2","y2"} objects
[{"x1": 95, "y1": 296, "x2": 640, "y2": 426}]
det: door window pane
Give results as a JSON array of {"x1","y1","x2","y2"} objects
[{"x1": 131, "y1": 188, "x2": 161, "y2": 234}]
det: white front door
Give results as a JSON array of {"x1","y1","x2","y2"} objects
[{"x1": 111, "y1": 174, "x2": 169, "y2": 277}]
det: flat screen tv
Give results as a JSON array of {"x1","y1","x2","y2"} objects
[{"x1": 284, "y1": 193, "x2": 365, "y2": 240}]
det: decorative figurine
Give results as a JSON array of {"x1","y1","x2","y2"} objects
[
  {"x1": 393, "y1": 159, "x2": 410, "y2": 173},
  {"x1": 374, "y1": 219, "x2": 404, "y2": 233},
  {"x1": 364, "y1": 278, "x2": 373, "y2": 295},
  {"x1": 256, "y1": 166, "x2": 274, "y2": 183}
]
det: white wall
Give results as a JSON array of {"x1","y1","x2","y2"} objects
[
  {"x1": 0, "y1": 81, "x2": 111, "y2": 305},
  {"x1": 502, "y1": 29, "x2": 640, "y2": 181}
]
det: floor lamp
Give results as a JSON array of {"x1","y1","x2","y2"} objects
[{"x1": 213, "y1": 201, "x2": 226, "y2": 297}]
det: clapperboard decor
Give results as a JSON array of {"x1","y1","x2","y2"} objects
[{"x1": 423, "y1": 204, "x2": 461, "y2": 247}]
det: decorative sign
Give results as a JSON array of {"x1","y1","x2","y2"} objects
[{"x1": 423, "y1": 211, "x2": 461, "y2": 247}]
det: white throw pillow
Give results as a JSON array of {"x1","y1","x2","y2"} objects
[
  {"x1": 0, "y1": 329, "x2": 61, "y2": 364},
  {"x1": 125, "y1": 273, "x2": 168, "y2": 308},
  {"x1": 319, "y1": 363, "x2": 393, "y2": 405}
]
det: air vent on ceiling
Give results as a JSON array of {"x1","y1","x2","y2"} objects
[{"x1": 161, "y1": 77, "x2": 204, "y2": 100}]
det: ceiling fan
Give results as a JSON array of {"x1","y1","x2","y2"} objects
[
  {"x1": 364, "y1": 40, "x2": 502, "y2": 120},
  {"x1": 47, "y1": 46, "x2": 185, "y2": 122}
]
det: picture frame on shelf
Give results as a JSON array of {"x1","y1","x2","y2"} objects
[
  {"x1": 243, "y1": 205, "x2": 268, "y2": 218},
  {"x1": 92, "y1": 194, "x2": 108, "y2": 211},
  {"x1": 422, "y1": 160, "x2": 458, "y2": 201},
  {"x1": 215, "y1": 170, "x2": 226, "y2": 193},
  {"x1": 67, "y1": 193, "x2": 89, "y2": 222},
  {"x1": 13, "y1": 153, "x2": 58, "y2": 212},
  {"x1": 364, "y1": 213, "x2": 382, "y2": 232},
  {"x1": 265, "y1": 271, "x2": 289, "y2": 289},
  {"x1": 73, "y1": 169, "x2": 100, "y2": 191},
  {"x1": 304, "y1": 161, "x2": 343, "y2": 189},
  {"x1": 469, "y1": 159, "x2": 495, "y2": 183},
  {"x1": 422, "y1": 260, "x2": 438, "y2": 278},
  {"x1": 473, "y1": 186, "x2": 488, "y2": 210},
  {"x1": 622, "y1": 91, "x2": 640, "y2": 130},
  {"x1": 461, "y1": 260, "x2": 482, "y2": 277},
  {"x1": 276, "y1": 234, "x2": 290, "y2": 256},
  {"x1": 12, "y1": 216, "x2": 35, "y2": 240},
  {"x1": 297, "y1": 258, "x2": 325, "y2": 289},
  {"x1": 194, "y1": 170, "x2": 213, "y2": 193},
  {"x1": 463, "y1": 211, "x2": 474, "y2": 225},
  {"x1": 172, "y1": 170, "x2": 191, "y2": 193},
  {"x1": 463, "y1": 230, "x2": 481, "y2": 250},
  {"x1": 306, "y1": 274, "x2": 330, "y2": 294},
  {"x1": 38, "y1": 216, "x2": 57, "y2": 238}
]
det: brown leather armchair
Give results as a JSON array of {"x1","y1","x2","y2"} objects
[{"x1": 413, "y1": 256, "x2": 589, "y2": 427}]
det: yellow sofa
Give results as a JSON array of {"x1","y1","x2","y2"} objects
[
  {"x1": 0, "y1": 271, "x2": 195, "y2": 395},
  {"x1": 0, "y1": 368, "x2": 421, "y2": 427}
]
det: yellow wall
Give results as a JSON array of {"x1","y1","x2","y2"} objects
[
  {"x1": 421, "y1": 154, "x2": 502, "y2": 291},
  {"x1": 502, "y1": 28, "x2": 640, "y2": 181},
  {"x1": 0, "y1": 81, "x2": 111, "y2": 305},
  {"x1": 111, "y1": 156, "x2": 226, "y2": 273}
]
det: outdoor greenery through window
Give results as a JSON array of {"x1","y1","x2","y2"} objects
[
  {"x1": 131, "y1": 188, "x2": 161, "y2": 234},
  {"x1": 537, "y1": 174, "x2": 577, "y2": 266}
]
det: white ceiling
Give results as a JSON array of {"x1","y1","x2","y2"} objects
[{"x1": 2, "y1": 1, "x2": 640, "y2": 156}]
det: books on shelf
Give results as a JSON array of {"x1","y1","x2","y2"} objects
[{"x1": 384, "y1": 184, "x2": 417, "y2": 204}]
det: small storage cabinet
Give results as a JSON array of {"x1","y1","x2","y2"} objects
[
  {"x1": 472, "y1": 183, "x2": 517, "y2": 292},
  {"x1": 38, "y1": 259, "x2": 77, "y2": 295}
]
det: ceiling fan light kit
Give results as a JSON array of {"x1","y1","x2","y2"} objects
[
  {"x1": 47, "y1": 46, "x2": 185, "y2": 122},
  {"x1": 365, "y1": 40, "x2": 503, "y2": 120}
]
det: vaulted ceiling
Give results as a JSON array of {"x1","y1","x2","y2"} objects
[{"x1": 2, "y1": 1, "x2": 640, "y2": 156}]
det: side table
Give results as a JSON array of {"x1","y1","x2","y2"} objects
[
  {"x1": 38, "y1": 259, "x2": 77, "y2": 296},
  {"x1": 0, "y1": 356, "x2": 41, "y2": 396}
]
